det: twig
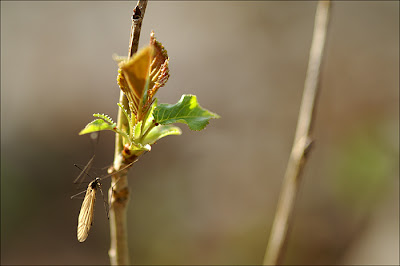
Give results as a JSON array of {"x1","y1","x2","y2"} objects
[
  {"x1": 263, "y1": 1, "x2": 331, "y2": 265},
  {"x1": 109, "y1": 1, "x2": 148, "y2": 265}
]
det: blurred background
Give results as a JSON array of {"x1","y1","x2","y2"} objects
[{"x1": 1, "y1": 1, "x2": 398, "y2": 265}]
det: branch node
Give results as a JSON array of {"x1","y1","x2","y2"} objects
[{"x1": 263, "y1": 1, "x2": 331, "y2": 264}]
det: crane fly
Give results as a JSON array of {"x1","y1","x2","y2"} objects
[
  {"x1": 72, "y1": 156, "x2": 140, "y2": 242},
  {"x1": 77, "y1": 177, "x2": 105, "y2": 242}
]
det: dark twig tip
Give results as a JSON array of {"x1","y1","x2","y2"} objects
[{"x1": 132, "y1": 6, "x2": 142, "y2": 21}]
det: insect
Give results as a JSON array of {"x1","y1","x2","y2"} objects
[
  {"x1": 77, "y1": 177, "x2": 105, "y2": 242},
  {"x1": 72, "y1": 156, "x2": 141, "y2": 242}
]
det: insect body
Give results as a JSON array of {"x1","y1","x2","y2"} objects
[
  {"x1": 72, "y1": 155, "x2": 143, "y2": 242},
  {"x1": 77, "y1": 177, "x2": 105, "y2": 242}
]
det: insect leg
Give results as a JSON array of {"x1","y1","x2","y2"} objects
[{"x1": 97, "y1": 181, "x2": 110, "y2": 219}]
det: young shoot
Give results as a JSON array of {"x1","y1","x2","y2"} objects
[{"x1": 79, "y1": 31, "x2": 220, "y2": 163}]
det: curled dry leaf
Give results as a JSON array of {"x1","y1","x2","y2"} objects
[{"x1": 117, "y1": 31, "x2": 169, "y2": 122}]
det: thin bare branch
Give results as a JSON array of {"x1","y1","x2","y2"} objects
[
  {"x1": 263, "y1": 1, "x2": 331, "y2": 265},
  {"x1": 109, "y1": 1, "x2": 148, "y2": 265}
]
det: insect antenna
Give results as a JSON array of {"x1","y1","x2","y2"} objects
[
  {"x1": 70, "y1": 189, "x2": 89, "y2": 199},
  {"x1": 106, "y1": 152, "x2": 149, "y2": 210},
  {"x1": 98, "y1": 157, "x2": 140, "y2": 182},
  {"x1": 73, "y1": 154, "x2": 95, "y2": 189},
  {"x1": 73, "y1": 132, "x2": 101, "y2": 186}
]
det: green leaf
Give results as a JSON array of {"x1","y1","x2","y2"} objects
[
  {"x1": 134, "y1": 121, "x2": 143, "y2": 140},
  {"x1": 143, "y1": 125, "x2": 182, "y2": 145},
  {"x1": 79, "y1": 119, "x2": 116, "y2": 135},
  {"x1": 153, "y1": 94, "x2": 220, "y2": 131},
  {"x1": 142, "y1": 98, "x2": 158, "y2": 134}
]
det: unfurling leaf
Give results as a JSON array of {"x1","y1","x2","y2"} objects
[
  {"x1": 147, "y1": 32, "x2": 170, "y2": 100},
  {"x1": 117, "y1": 46, "x2": 152, "y2": 114},
  {"x1": 153, "y1": 94, "x2": 220, "y2": 131},
  {"x1": 116, "y1": 31, "x2": 169, "y2": 121}
]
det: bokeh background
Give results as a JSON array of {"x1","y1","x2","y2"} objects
[{"x1": 1, "y1": 1, "x2": 398, "y2": 265}]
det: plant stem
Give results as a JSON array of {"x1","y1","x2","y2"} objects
[
  {"x1": 263, "y1": 1, "x2": 331, "y2": 265},
  {"x1": 109, "y1": 1, "x2": 148, "y2": 265}
]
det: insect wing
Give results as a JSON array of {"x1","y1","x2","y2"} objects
[{"x1": 77, "y1": 181, "x2": 97, "y2": 242}]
